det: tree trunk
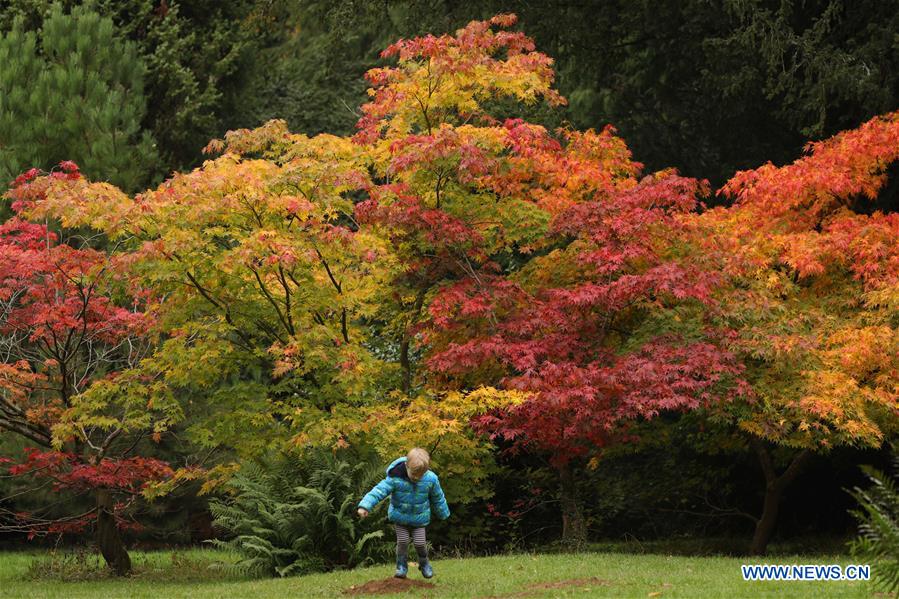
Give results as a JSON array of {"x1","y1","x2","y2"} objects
[
  {"x1": 749, "y1": 439, "x2": 813, "y2": 555},
  {"x1": 750, "y1": 480, "x2": 783, "y2": 556},
  {"x1": 559, "y1": 463, "x2": 587, "y2": 548},
  {"x1": 399, "y1": 290, "x2": 427, "y2": 394},
  {"x1": 400, "y1": 338, "x2": 411, "y2": 394},
  {"x1": 96, "y1": 489, "x2": 131, "y2": 576}
]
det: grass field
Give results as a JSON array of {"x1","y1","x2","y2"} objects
[{"x1": 0, "y1": 548, "x2": 875, "y2": 598}]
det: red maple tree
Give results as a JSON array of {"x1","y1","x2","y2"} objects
[
  {"x1": 423, "y1": 171, "x2": 744, "y2": 543},
  {"x1": 0, "y1": 165, "x2": 172, "y2": 574}
]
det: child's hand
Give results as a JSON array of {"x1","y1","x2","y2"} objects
[{"x1": 357, "y1": 508, "x2": 369, "y2": 518}]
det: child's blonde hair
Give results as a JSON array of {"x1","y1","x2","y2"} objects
[{"x1": 406, "y1": 447, "x2": 430, "y2": 480}]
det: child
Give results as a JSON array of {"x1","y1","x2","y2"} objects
[{"x1": 357, "y1": 448, "x2": 450, "y2": 579}]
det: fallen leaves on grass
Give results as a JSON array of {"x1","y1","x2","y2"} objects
[
  {"x1": 344, "y1": 577, "x2": 436, "y2": 595},
  {"x1": 487, "y1": 577, "x2": 613, "y2": 598}
]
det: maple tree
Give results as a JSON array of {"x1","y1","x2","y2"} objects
[
  {"x1": 348, "y1": 14, "x2": 744, "y2": 545},
  {"x1": 15, "y1": 126, "x2": 400, "y2": 464},
  {"x1": 14, "y1": 121, "x2": 518, "y2": 524},
  {"x1": 0, "y1": 167, "x2": 177, "y2": 574},
  {"x1": 420, "y1": 170, "x2": 744, "y2": 543},
  {"x1": 695, "y1": 111, "x2": 899, "y2": 554},
  {"x1": 352, "y1": 13, "x2": 567, "y2": 395}
]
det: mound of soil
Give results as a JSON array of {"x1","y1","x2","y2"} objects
[{"x1": 344, "y1": 577, "x2": 436, "y2": 595}]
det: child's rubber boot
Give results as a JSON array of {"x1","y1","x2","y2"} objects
[
  {"x1": 394, "y1": 555, "x2": 408, "y2": 579},
  {"x1": 419, "y1": 557, "x2": 433, "y2": 579}
]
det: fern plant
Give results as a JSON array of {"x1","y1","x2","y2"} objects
[
  {"x1": 850, "y1": 454, "x2": 899, "y2": 596},
  {"x1": 208, "y1": 451, "x2": 391, "y2": 578}
]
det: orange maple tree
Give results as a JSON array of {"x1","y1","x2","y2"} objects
[{"x1": 697, "y1": 111, "x2": 899, "y2": 554}]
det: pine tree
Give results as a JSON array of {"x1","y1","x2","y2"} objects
[{"x1": 0, "y1": 3, "x2": 157, "y2": 193}]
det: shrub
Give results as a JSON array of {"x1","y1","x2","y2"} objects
[
  {"x1": 850, "y1": 454, "x2": 899, "y2": 596},
  {"x1": 208, "y1": 451, "x2": 391, "y2": 577}
]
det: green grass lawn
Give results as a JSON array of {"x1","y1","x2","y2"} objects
[{"x1": 0, "y1": 548, "x2": 875, "y2": 598}]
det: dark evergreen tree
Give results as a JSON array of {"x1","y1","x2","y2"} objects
[
  {"x1": 0, "y1": 0, "x2": 257, "y2": 174},
  {"x1": 92, "y1": 0, "x2": 257, "y2": 170},
  {"x1": 0, "y1": 3, "x2": 157, "y2": 191}
]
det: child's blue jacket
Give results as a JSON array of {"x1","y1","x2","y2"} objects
[{"x1": 358, "y1": 457, "x2": 450, "y2": 527}]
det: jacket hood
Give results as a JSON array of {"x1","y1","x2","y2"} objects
[{"x1": 386, "y1": 456, "x2": 406, "y2": 476}]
